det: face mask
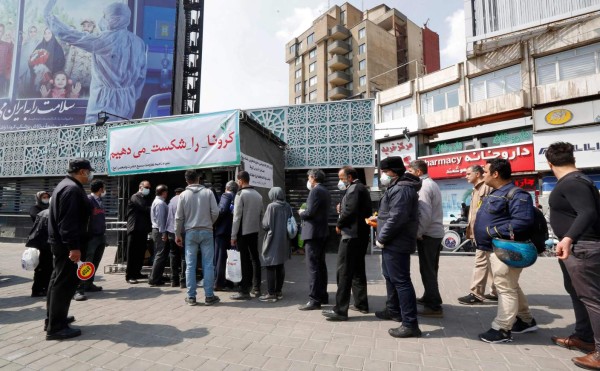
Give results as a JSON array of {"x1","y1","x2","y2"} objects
[
  {"x1": 141, "y1": 188, "x2": 150, "y2": 196},
  {"x1": 101, "y1": 191, "x2": 106, "y2": 197},
  {"x1": 41, "y1": 199, "x2": 49, "y2": 204},
  {"x1": 306, "y1": 180, "x2": 314, "y2": 191},
  {"x1": 337, "y1": 180, "x2": 347, "y2": 191},
  {"x1": 87, "y1": 171, "x2": 94, "y2": 182},
  {"x1": 380, "y1": 174, "x2": 392, "y2": 186}
]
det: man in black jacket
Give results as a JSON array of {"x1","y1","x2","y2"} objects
[
  {"x1": 125, "y1": 180, "x2": 152, "y2": 284},
  {"x1": 375, "y1": 156, "x2": 422, "y2": 338},
  {"x1": 323, "y1": 166, "x2": 372, "y2": 321},
  {"x1": 299, "y1": 169, "x2": 331, "y2": 310},
  {"x1": 46, "y1": 158, "x2": 93, "y2": 340}
]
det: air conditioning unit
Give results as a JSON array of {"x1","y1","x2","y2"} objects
[{"x1": 464, "y1": 139, "x2": 481, "y2": 150}]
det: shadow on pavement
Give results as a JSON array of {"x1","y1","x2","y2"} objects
[
  {"x1": 0, "y1": 275, "x2": 30, "y2": 288},
  {"x1": 0, "y1": 306, "x2": 45, "y2": 325}
]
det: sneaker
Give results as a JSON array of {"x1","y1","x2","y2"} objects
[
  {"x1": 185, "y1": 297, "x2": 197, "y2": 306},
  {"x1": 484, "y1": 294, "x2": 498, "y2": 301},
  {"x1": 479, "y1": 328, "x2": 513, "y2": 343},
  {"x1": 511, "y1": 317, "x2": 538, "y2": 334},
  {"x1": 259, "y1": 294, "x2": 278, "y2": 303},
  {"x1": 250, "y1": 289, "x2": 261, "y2": 298},
  {"x1": 205, "y1": 296, "x2": 220, "y2": 306},
  {"x1": 73, "y1": 292, "x2": 87, "y2": 301},
  {"x1": 276, "y1": 291, "x2": 283, "y2": 300},
  {"x1": 458, "y1": 293, "x2": 484, "y2": 305},
  {"x1": 230, "y1": 292, "x2": 251, "y2": 300}
]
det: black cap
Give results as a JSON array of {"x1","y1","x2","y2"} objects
[
  {"x1": 68, "y1": 158, "x2": 95, "y2": 172},
  {"x1": 380, "y1": 156, "x2": 406, "y2": 176},
  {"x1": 174, "y1": 187, "x2": 185, "y2": 193}
]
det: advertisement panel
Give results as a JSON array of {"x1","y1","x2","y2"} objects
[
  {"x1": 534, "y1": 125, "x2": 600, "y2": 171},
  {"x1": 419, "y1": 143, "x2": 535, "y2": 179},
  {"x1": 0, "y1": 0, "x2": 175, "y2": 131},
  {"x1": 533, "y1": 100, "x2": 600, "y2": 132},
  {"x1": 107, "y1": 111, "x2": 241, "y2": 176},
  {"x1": 378, "y1": 136, "x2": 417, "y2": 166}
]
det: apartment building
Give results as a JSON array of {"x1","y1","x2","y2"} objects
[{"x1": 285, "y1": 3, "x2": 440, "y2": 104}]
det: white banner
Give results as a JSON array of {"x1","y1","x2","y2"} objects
[
  {"x1": 378, "y1": 136, "x2": 417, "y2": 167},
  {"x1": 107, "y1": 111, "x2": 241, "y2": 175},
  {"x1": 533, "y1": 125, "x2": 600, "y2": 171},
  {"x1": 241, "y1": 153, "x2": 273, "y2": 189}
]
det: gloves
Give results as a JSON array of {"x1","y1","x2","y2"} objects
[{"x1": 376, "y1": 240, "x2": 384, "y2": 249}]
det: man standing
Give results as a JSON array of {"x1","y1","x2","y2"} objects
[
  {"x1": 166, "y1": 187, "x2": 185, "y2": 288},
  {"x1": 175, "y1": 170, "x2": 220, "y2": 306},
  {"x1": 125, "y1": 180, "x2": 152, "y2": 284},
  {"x1": 214, "y1": 180, "x2": 238, "y2": 291},
  {"x1": 376, "y1": 156, "x2": 422, "y2": 338},
  {"x1": 476, "y1": 159, "x2": 537, "y2": 343},
  {"x1": 0, "y1": 24, "x2": 12, "y2": 97},
  {"x1": 299, "y1": 169, "x2": 331, "y2": 310},
  {"x1": 230, "y1": 171, "x2": 264, "y2": 300},
  {"x1": 74, "y1": 179, "x2": 107, "y2": 301},
  {"x1": 149, "y1": 185, "x2": 169, "y2": 287},
  {"x1": 457, "y1": 165, "x2": 497, "y2": 305},
  {"x1": 545, "y1": 142, "x2": 600, "y2": 369},
  {"x1": 46, "y1": 158, "x2": 93, "y2": 340},
  {"x1": 322, "y1": 166, "x2": 372, "y2": 321},
  {"x1": 407, "y1": 160, "x2": 445, "y2": 317}
]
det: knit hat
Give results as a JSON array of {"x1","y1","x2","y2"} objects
[{"x1": 379, "y1": 156, "x2": 406, "y2": 176}]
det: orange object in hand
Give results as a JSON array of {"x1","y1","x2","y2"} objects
[{"x1": 365, "y1": 217, "x2": 377, "y2": 228}]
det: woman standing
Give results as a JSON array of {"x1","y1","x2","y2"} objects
[{"x1": 260, "y1": 187, "x2": 292, "y2": 302}]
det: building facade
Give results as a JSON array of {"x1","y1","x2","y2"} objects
[{"x1": 285, "y1": 2, "x2": 440, "y2": 104}]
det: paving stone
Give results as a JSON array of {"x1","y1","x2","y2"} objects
[
  {"x1": 239, "y1": 353, "x2": 268, "y2": 368},
  {"x1": 336, "y1": 354, "x2": 364, "y2": 370},
  {"x1": 311, "y1": 352, "x2": 339, "y2": 367}
]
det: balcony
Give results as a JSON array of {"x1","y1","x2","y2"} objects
[
  {"x1": 328, "y1": 55, "x2": 351, "y2": 71},
  {"x1": 329, "y1": 86, "x2": 352, "y2": 100},
  {"x1": 468, "y1": 90, "x2": 527, "y2": 120},
  {"x1": 534, "y1": 74, "x2": 600, "y2": 105},
  {"x1": 328, "y1": 71, "x2": 351, "y2": 86},
  {"x1": 329, "y1": 24, "x2": 350, "y2": 40},
  {"x1": 328, "y1": 40, "x2": 350, "y2": 55},
  {"x1": 421, "y1": 106, "x2": 464, "y2": 130}
]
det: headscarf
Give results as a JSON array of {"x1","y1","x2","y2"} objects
[
  {"x1": 34, "y1": 30, "x2": 65, "y2": 73},
  {"x1": 268, "y1": 187, "x2": 286, "y2": 203}
]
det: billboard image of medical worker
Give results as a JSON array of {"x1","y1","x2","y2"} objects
[{"x1": 0, "y1": 0, "x2": 175, "y2": 131}]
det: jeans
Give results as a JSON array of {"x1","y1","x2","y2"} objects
[
  {"x1": 305, "y1": 238, "x2": 329, "y2": 304},
  {"x1": 381, "y1": 248, "x2": 418, "y2": 328},
  {"x1": 149, "y1": 229, "x2": 169, "y2": 283},
  {"x1": 238, "y1": 233, "x2": 261, "y2": 294},
  {"x1": 266, "y1": 264, "x2": 285, "y2": 295},
  {"x1": 77, "y1": 234, "x2": 106, "y2": 293},
  {"x1": 334, "y1": 236, "x2": 369, "y2": 316},
  {"x1": 417, "y1": 235, "x2": 443, "y2": 310},
  {"x1": 469, "y1": 249, "x2": 497, "y2": 300},
  {"x1": 185, "y1": 229, "x2": 214, "y2": 299}
]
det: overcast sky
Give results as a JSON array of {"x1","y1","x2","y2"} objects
[{"x1": 200, "y1": 0, "x2": 464, "y2": 113}]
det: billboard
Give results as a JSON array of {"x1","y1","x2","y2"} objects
[{"x1": 0, "y1": 0, "x2": 176, "y2": 131}]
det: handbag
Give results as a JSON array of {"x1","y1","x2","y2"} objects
[
  {"x1": 21, "y1": 247, "x2": 40, "y2": 271},
  {"x1": 225, "y1": 249, "x2": 242, "y2": 283}
]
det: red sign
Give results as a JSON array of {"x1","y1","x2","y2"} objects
[
  {"x1": 77, "y1": 261, "x2": 95, "y2": 281},
  {"x1": 419, "y1": 143, "x2": 535, "y2": 179}
]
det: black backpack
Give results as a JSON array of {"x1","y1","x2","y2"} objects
[{"x1": 506, "y1": 187, "x2": 549, "y2": 254}]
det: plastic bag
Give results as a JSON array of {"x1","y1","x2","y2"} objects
[
  {"x1": 21, "y1": 247, "x2": 40, "y2": 271},
  {"x1": 287, "y1": 216, "x2": 298, "y2": 239},
  {"x1": 225, "y1": 249, "x2": 242, "y2": 283}
]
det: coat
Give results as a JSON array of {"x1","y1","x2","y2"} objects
[
  {"x1": 48, "y1": 176, "x2": 91, "y2": 251},
  {"x1": 126, "y1": 192, "x2": 152, "y2": 234},
  {"x1": 300, "y1": 183, "x2": 331, "y2": 240},
  {"x1": 214, "y1": 192, "x2": 234, "y2": 237},
  {"x1": 337, "y1": 180, "x2": 372, "y2": 239},
  {"x1": 261, "y1": 187, "x2": 292, "y2": 266}
]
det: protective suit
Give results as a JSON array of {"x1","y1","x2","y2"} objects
[{"x1": 45, "y1": 1, "x2": 147, "y2": 123}]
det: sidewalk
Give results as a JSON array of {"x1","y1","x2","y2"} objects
[{"x1": 0, "y1": 242, "x2": 582, "y2": 370}]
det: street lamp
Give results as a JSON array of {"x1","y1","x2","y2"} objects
[{"x1": 95, "y1": 111, "x2": 131, "y2": 126}]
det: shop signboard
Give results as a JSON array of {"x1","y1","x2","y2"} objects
[
  {"x1": 378, "y1": 136, "x2": 417, "y2": 167},
  {"x1": 419, "y1": 143, "x2": 535, "y2": 179},
  {"x1": 533, "y1": 100, "x2": 600, "y2": 132},
  {"x1": 534, "y1": 125, "x2": 600, "y2": 171}
]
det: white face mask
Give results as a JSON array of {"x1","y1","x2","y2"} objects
[
  {"x1": 141, "y1": 188, "x2": 150, "y2": 196},
  {"x1": 41, "y1": 199, "x2": 49, "y2": 204},
  {"x1": 86, "y1": 171, "x2": 94, "y2": 182},
  {"x1": 380, "y1": 174, "x2": 392, "y2": 186},
  {"x1": 337, "y1": 180, "x2": 347, "y2": 191},
  {"x1": 101, "y1": 191, "x2": 106, "y2": 197},
  {"x1": 306, "y1": 180, "x2": 314, "y2": 191}
]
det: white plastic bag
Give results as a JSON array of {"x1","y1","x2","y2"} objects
[
  {"x1": 21, "y1": 247, "x2": 40, "y2": 271},
  {"x1": 225, "y1": 249, "x2": 242, "y2": 283}
]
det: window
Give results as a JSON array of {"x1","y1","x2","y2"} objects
[
  {"x1": 469, "y1": 64, "x2": 521, "y2": 102},
  {"x1": 309, "y1": 76, "x2": 317, "y2": 86},
  {"x1": 358, "y1": 43, "x2": 366, "y2": 55},
  {"x1": 340, "y1": 10, "x2": 346, "y2": 24},
  {"x1": 309, "y1": 62, "x2": 316, "y2": 73},
  {"x1": 346, "y1": 82, "x2": 353, "y2": 90},
  {"x1": 295, "y1": 69, "x2": 301, "y2": 79},
  {"x1": 309, "y1": 48, "x2": 317, "y2": 58},
  {"x1": 307, "y1": 33, "x2": 314, "y2": 45},
  {"x1": 295, "y1": 96, "x2": 302, "y2": 104},
  {"x1": 295, "y1": 82, "x2": 302, "y2": 92},
  {"x1": 309, "y1": 90, "x2": 317, "y2": 101},
  {"x1": 289, "y1": 44, "x2": 296, "y2": 54},
  {"x1": 304, "y1": 80, "x2": 309, "y2": 90},
  {"x1": 359, "y1": 59, "x2": 366, "y2": 70},
  {"x1": 359, "y1": 75, "x2": 366, "y2": 87},
  {"x1": 536, "y1": 43, "x2": 600, "y2": 85},
  {"x1": 381, "y1": 98, "x2": 414, "y2": 121},
  {"x1": 358, "y1": 27, "x2": 365, "y2": 39},
  {"x1": 295, "y1": 56, "x2": 302, "y2": 65},
  {"x1": 420, "y1": 84, "x2": 460, "y2": 113},
  {"x1": 298, "y1": 41, "x2": 303, "y2": 51}
]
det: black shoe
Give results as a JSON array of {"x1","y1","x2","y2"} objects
[
  {"x1": 46, "y1": 326, "x2": 81, "y2": 341},
  {"x1": 484, "y1": 294, "x2": 498, "y2": 301},
  {"x1": 458, "y1": 293, "x2": 484, "y2": 305},
  {"x1": 511, "y1": 317, "x2": 538, "y2": 334},
  {"x1": 479, "y1": 328, "x2": 513, "y2": 343},
  {"x1": 250, "y1": 289, "x2": 261, "y2": 298},
  {"x1": 205, "y1": 295, "x2": 221, "y2": 306},
  {"x1": 375, "y1": 309, "x2": 402, "y2": 322},
  {"x1": 299, "y1": 301, "x2": 321, "y2": 311},
  {"x1": 321, "y1": 297, "x2": 330, "y2": 305},
  {"x1": 389, "y1": 325, "x2": 422, "y2": 338},
  {"x1": 185, "y1": 297, "x2": 197, "y2": 306},
  {"x1": 148, "y1": 280, "x2": 165, "y2": 287},
  {"x1": 322, "y1": 309, "x2": 348, "y2": 321},
  {"x1": 230, "y1": 292, "x2": 251, "y2": 300},
  {"x1": 127, "y1": 278, "x2": 138, "y2": 284},
  {"x1": 31, "y1": 291, "x2": 47, "y2": 298},
  {"x1": 418, "y1": 307, "x2": 444, "y2": 318},
  {"x1": 135, "y1": 274, "x2": 149, "y2": 279},
  {"x1": 85, "y1": 284, "x2": 102, "y2": 292},
  {"x1": 73, "y1": 292, "x2": 87, "y2": 301},
  {"x1": 180, "y1": 281, "x2": 186, "y2": 289},
  {"x1": 276, "y1": 291, "x2": 283, "y2": 300},
  {"x1": 349, "y1": 305, "x2": 369, "y2": 314},
  {"x1": 171, "y1": 281, "x2": 179, "y2": 287},
  {"x1": 44, "y1": 316, "x2": 75, "y2": 332},
  {"x1": 416, "y1": 296, "x2": 425, "y2": 305}
]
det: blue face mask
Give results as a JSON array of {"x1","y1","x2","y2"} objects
[{"x1": 141, "y1": 188, "x2": 150, "y2": 196}]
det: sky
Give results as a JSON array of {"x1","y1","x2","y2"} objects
[{"x1": 200, "y1": 0, "x2": 464, "y2": 113}]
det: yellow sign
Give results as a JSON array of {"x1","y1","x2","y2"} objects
[{"x1": 545, "y1": 109, "x2": 572, "y2": 125}]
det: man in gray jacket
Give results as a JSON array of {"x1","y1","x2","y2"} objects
[
  {"x1": 175, "y1": 170, "x2": 220, "y2": 306},
  {"x1": 408, "y1": 160, "x2": 445, "y2": 318},
  {"x1": 230, "y1": 171, "x2": 264, "y2": 300}
]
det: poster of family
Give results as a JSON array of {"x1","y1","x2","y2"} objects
[{"x1": 0, "y1": 0, "x2": 176, "y2": 131}]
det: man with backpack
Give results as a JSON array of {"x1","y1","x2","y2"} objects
[
  {"x1": 545, "y1": 142, "x2": 600, "y2": 370},
  {"x1": 475, "y1": 158, "x2": 537, "y2": 343}
]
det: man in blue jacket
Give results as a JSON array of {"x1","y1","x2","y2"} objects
[
  {"x1": 375, "y1": 156, "x2": 422, "y2": 338},
  {"x1": 475, "y1": 158, "x2": 537, "y2": 343}
]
